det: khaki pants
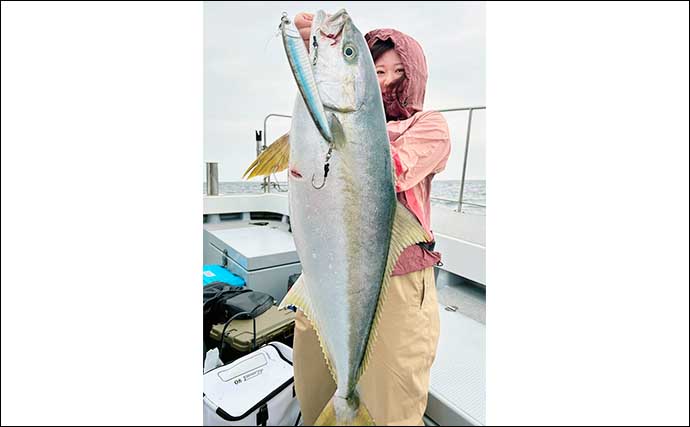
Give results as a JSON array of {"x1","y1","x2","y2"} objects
[{"x1": 293, "y1": 267, "x2": 441, "y2": 426}]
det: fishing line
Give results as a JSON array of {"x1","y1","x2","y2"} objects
[
  {"x1": 261, "y1": 12, "x2": 287, "y2": 53},
  {"x1": 262, "y1": 27, "x2": 282, "y2": 53}
]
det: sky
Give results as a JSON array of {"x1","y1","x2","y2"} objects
[{"x1": 204, "y1": 1, "x2": 485, "y2": 182}]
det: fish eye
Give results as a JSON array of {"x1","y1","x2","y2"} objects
[{"x1": 343, "y1": 45, "x2": 356, "y2": 59}]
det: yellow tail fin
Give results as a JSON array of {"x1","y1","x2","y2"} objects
[
  {"x1": 315, "y1": 390, "x2": 375, "y2": 426},
  {"x1": 242, "y1": 132, "x2": 290, "y2": 179}
]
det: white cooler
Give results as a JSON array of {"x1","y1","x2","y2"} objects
[{"x1": 203, "y1": 342, "x2": 300, "y2": 426}]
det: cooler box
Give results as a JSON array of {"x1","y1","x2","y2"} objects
[
  {"x1": 203, "y1": 342, "x2": 300, "y2": 426},
  {"x1": 204, "y1": 227, "x2": 302, "y2": 302},
  {"x1": 204, "y1": 265, "x2": 245, "y2": 287}
]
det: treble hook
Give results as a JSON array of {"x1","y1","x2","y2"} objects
[
  {"x1": 311, "y1": 163, "x2": 330, "y2": 189},
  {"x1": 311, "y1": 174, "x2": 326, "y2": 189},
  {"x1": 311, "y1": 147, "x2": 333, "y2": 190}
]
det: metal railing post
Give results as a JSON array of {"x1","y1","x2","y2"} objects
[
  {"x1": 435, "y1": 106, "x2": 485, "y2": 213},
  {"x1": 262, "y1": 113, "x2": 292, "y2": 193},
  {"x1": 458, "y1": 109, "x2": 474, "y2": 213}
]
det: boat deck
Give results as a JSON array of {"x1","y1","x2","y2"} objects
[{"x1": 427, "y1": 270, "x2": 486, "y2": 425}]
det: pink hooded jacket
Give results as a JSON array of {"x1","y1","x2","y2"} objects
[{"x1": 365, "y1": 29, "x2": 451, "y2": 276}]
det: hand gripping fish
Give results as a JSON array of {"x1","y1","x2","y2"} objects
[{"x1": 243, "y1": 9, "x2": 431, "y2": 425}]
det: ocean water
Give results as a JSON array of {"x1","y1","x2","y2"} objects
[{"x1": 204, "y1": 179, "x2": 485, "y2": 215}]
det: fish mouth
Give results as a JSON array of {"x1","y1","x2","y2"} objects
[{"x1": 314, "y1": 9, "x2": 350, "y2": 43}]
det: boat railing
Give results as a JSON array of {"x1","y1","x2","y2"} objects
[
  {"x1": 259, "y1": 113, "x2": 292, "y2": 193},
  {"x1": 259, "y1": 105, "x2": 486, "y2": 212},
  {"x1": 430, "y1": 106, "x2": 486, "y2": 212}
]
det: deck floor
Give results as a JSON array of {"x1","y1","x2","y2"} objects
[{"x1": 426, "y1": 269, "x2": 486, "y2": 425}]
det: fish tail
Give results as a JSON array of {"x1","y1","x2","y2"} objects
[{"x1": 315, "y1": 389, "x2": 374, "y2": 426}]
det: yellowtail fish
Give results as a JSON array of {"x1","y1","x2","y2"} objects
[{"x1": 244, "y1": 9, "x2": 431, "y2": 425}]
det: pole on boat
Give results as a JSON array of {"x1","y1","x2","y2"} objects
[
  {"x1": 206, "y1": 162, "x2": 219, "y2": 196},
  {"x1": 458, "y1": 109, "x2": 474, "y2": 213},
  {"x1": 205, "y1": 162, "x2": 221, "y2": 224},
  {"x1": 262, "y1": 113, "x2": 292, "y2": 193}
]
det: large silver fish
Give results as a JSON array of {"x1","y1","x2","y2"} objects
[{"x1": 244, "y1": 9, "x2": 430, "y2": 425}]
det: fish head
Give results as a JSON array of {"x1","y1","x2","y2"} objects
[{"x1": 310, "y1": 9, "x2": 378, "y2": 114}]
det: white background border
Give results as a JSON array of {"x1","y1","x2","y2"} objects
[{"x1": 2, "y1": 2, "x2": 688, "y2": 425}]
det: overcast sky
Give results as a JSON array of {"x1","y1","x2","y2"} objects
[{"x1": 204, "y1": 1, "x2": 485, "y2": 182}]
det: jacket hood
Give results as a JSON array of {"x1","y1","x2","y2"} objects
[{"x1": 365, "y1": 28, "x2": 428, "y2": 121}]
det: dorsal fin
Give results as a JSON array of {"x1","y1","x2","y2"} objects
[{"x1": 242, "y1": 132, "x2": 290, "y2": 179}]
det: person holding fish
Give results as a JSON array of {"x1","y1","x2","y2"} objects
[
  {"x1": 290, "y1": 11, "x2": 451, "y2": 426},
  {"x1": 244, "y1": 9, "x2": 451, "y2": 425}
]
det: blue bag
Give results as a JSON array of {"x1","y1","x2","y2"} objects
[{"x1": 203, "y1": 265, "x2": 245, "y2": 287}]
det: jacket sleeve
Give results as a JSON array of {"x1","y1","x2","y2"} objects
[{"x1": 389, "y1": 112, "x2": 451, "y2": 192}]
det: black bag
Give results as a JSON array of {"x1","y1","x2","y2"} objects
[
  {"x1": 220, "y1": 291, "x2": 274, "y2": 320},
  {"x1": 204, "y1": 282, "x2": 250, "y2": 333},
  {"x1": 204, "y1": 282, "x2": 249, "y2": 305}
]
